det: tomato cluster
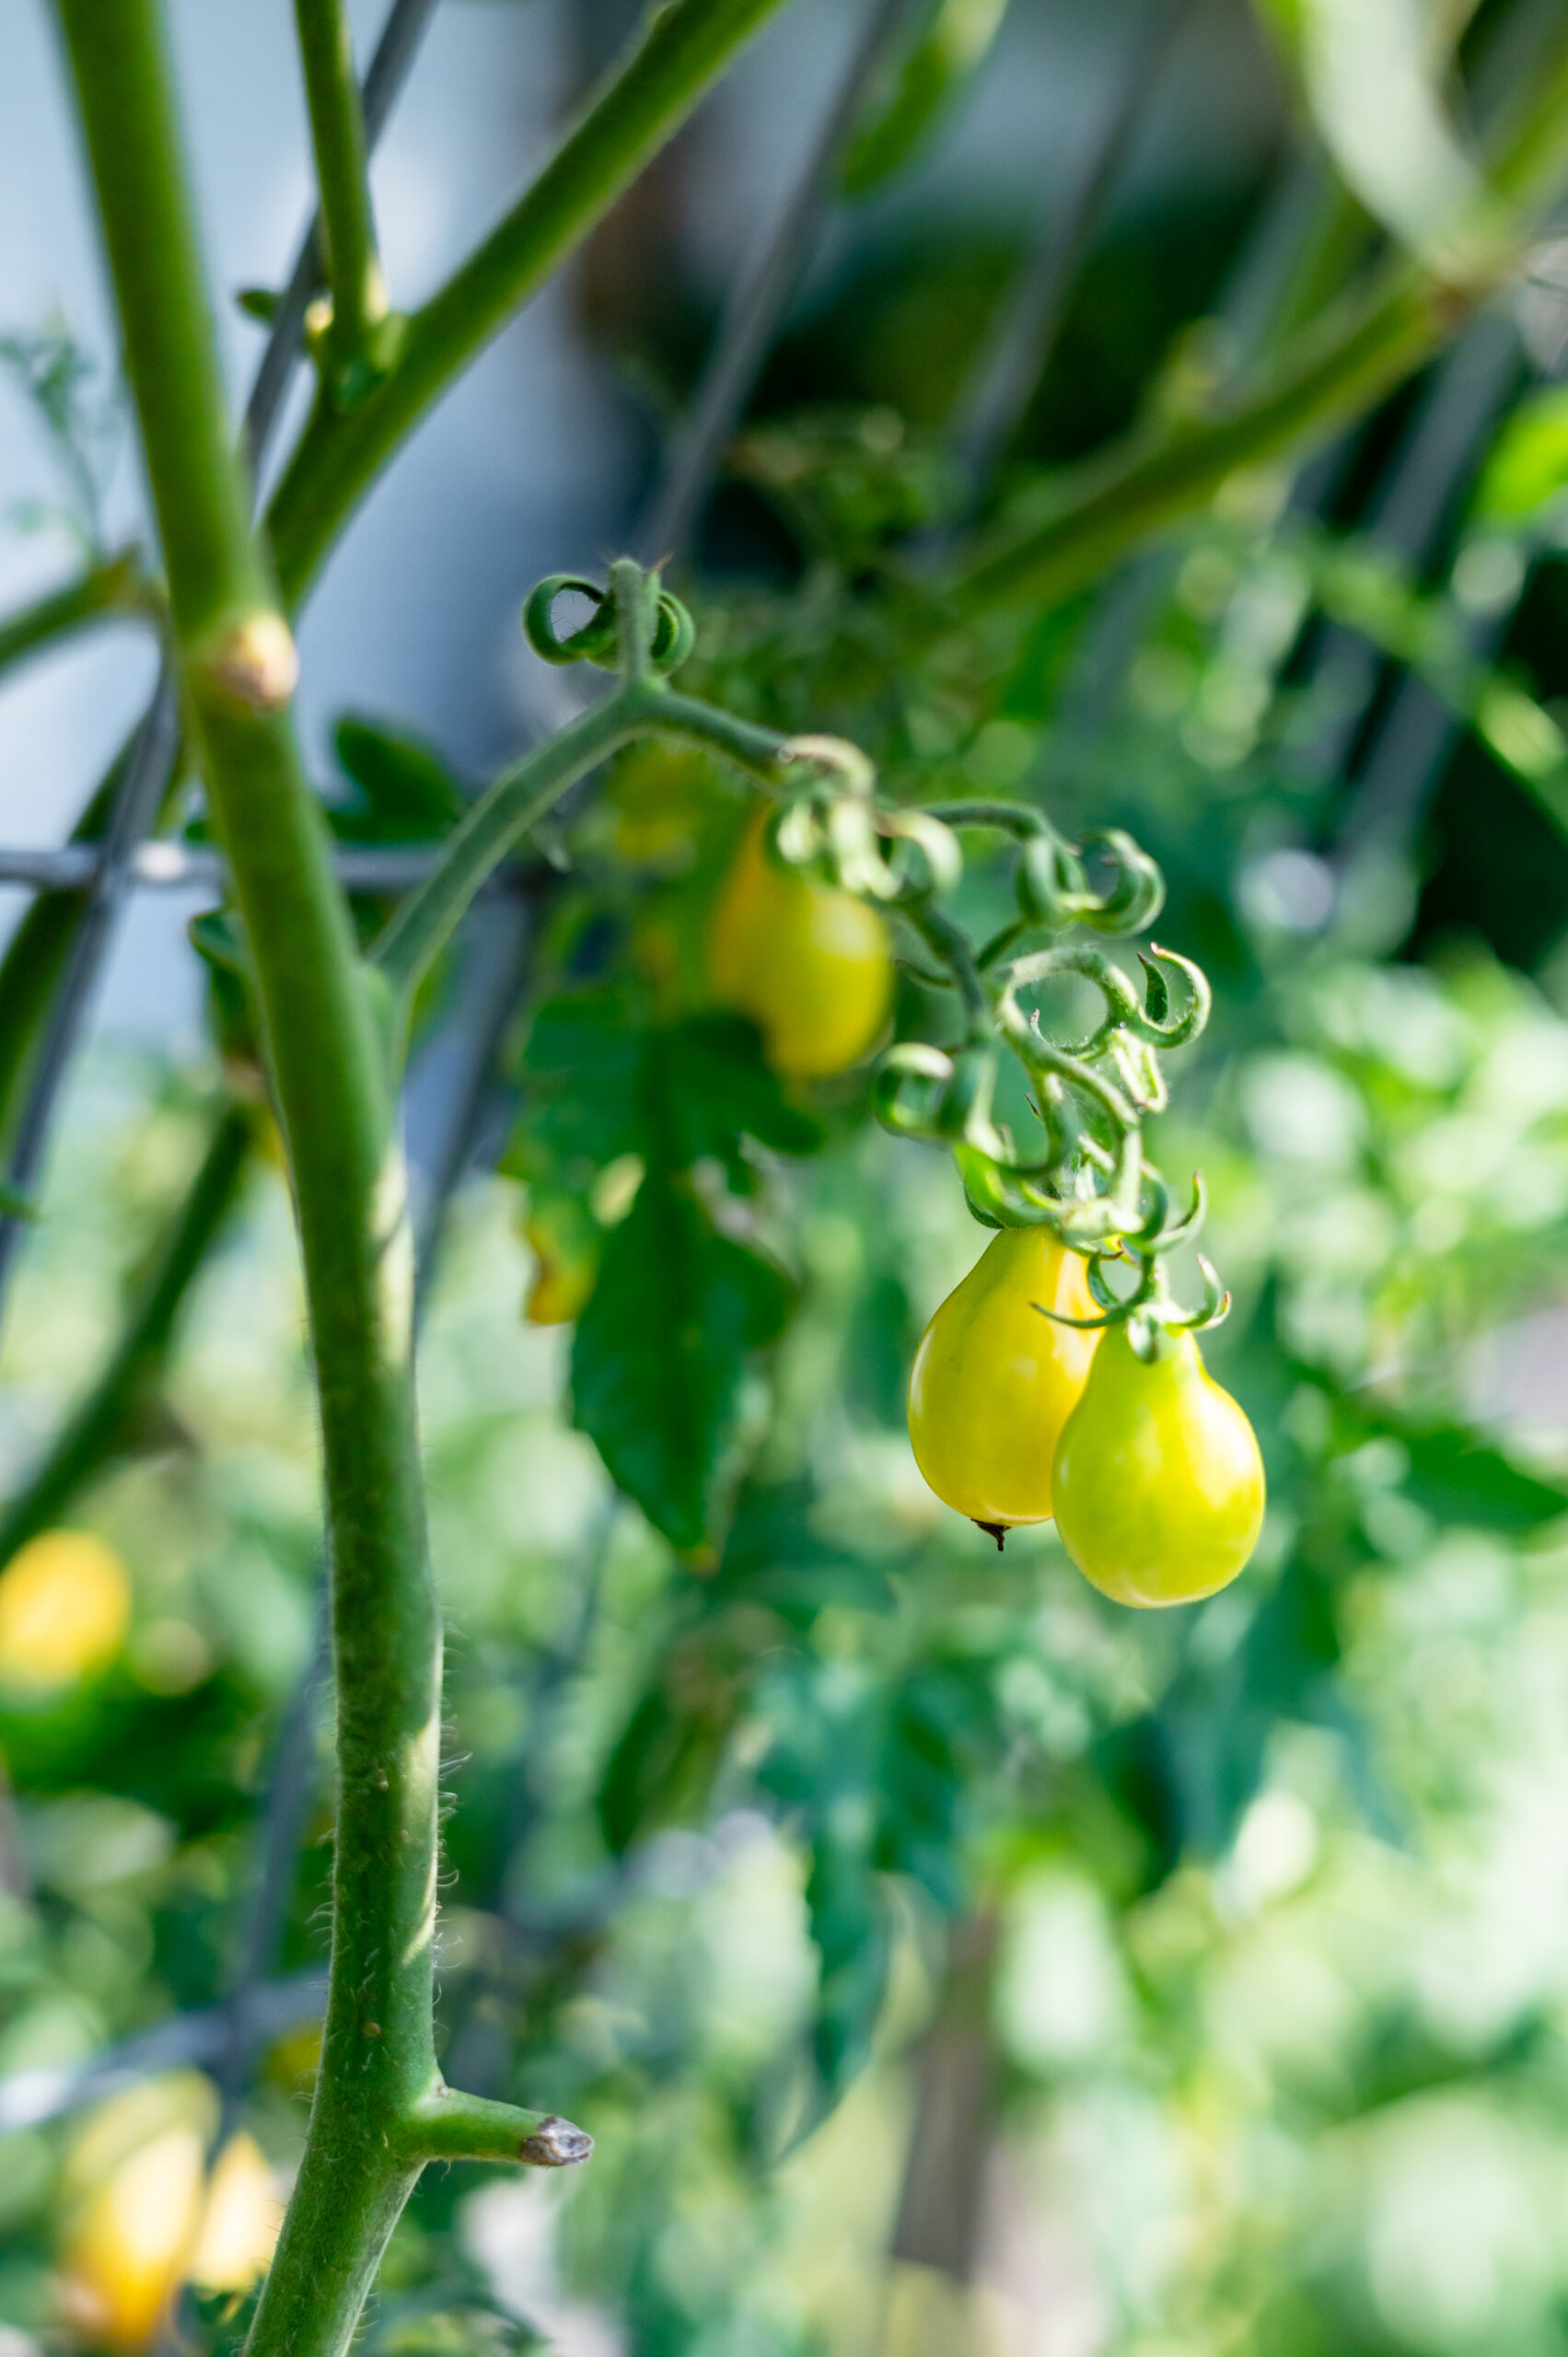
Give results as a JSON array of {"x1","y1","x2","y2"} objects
[{"x1": 908, "y1": 1229, "x2": 1264, "y2": 1607}]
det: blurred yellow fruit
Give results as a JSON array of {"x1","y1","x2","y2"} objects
[
  {"x1": 0, "y1": 1531, "x2": 132, "y2": 1691},
  {"x1": 58, "y1": 2124, "x2": 204, "y2": 2351},
  {"x1": 58, "y1": 2109, "x2": 279, "y2": 2352},
  {"x1": 263, "y1": 2018, "x2": 322, "y2": 2096},
  {"x1": 523, "y1": 1197, "x2": 600, "y2": 1327},
  {"x1": 189, "y1": 2132, "x2": 282, "y2": 2291},
  {"x1": 707, "y1": 811, "x2": 892, "y2": 1078}
]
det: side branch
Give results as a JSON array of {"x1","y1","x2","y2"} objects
[
  {"x1": 292, "y1": 0, "x2": 389, "y2": 390},
  {"x1": 370, "y1": 669, "x2": 802, "y2": 1010},
  {"x1": 0, "y1": 549, "x2": 155, "y2": 688},
  {"x1": 952, "y1": 24, "x2": 1568, "y2": 619},
  {"x1": 404, "y1": 2088, "x2": 593, "y2": 2168},
  {"x1": 266, "y1": 0, "x2": 792, "y2": 608}
]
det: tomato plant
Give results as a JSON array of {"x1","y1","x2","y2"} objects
[{"x1": 4, "y1": 0, "x2": 1568, "y2": 2351}]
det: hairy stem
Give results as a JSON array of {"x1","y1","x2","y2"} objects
[
  {"x1": 373, "y1": 676, "x2": 796, "y2": 1006},
  {"x1": 49, "y1": 9, "x2": 584, "y2": 2356},
  {"x1": 266, "y1": 0, "x2": 793, "y2": 607},
  {"x1": 292, "y1": 0, "x2": 388, "y2": 384},
  {"x1": 0, "y1": 1101, "x2": 252, "y2": 1566}
]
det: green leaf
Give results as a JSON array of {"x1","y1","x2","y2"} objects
[
  {"x1": 507, "y1": 998, "x2": 821, "y2": 1192},
  {"x1": 571, "y1": 1174, "x2": 792, "y2": 1552},
  {"x1": 1471, "y1": 385, "x2": 1568, "y2": 526},
  {"x1": 331, "y1": 714, "x2": 466, "y2": 842},
  {"x1": 659, "y1": 1015, "x2": 824, "y2": 1167},
  {"x1": 806, "y1": 1817, "x2": 890, "y2": 2100},
  {"x1": 1392, "y1": 1422, "x2": 1568, "y2": 1533},
  {"x1": 507, "y1": 989, "x2": 646, "y2": 1182}
]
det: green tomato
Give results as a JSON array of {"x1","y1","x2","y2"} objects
[{"x1": 1051, "y1": 1322, "x2": 1264, "y2": 1608}]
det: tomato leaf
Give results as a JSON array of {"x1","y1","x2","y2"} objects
[
  {"x1": 331, "y1": 714, "x2": 466, "y2": 842},
  {"x1": 509, "y1": 997, "x2": 821, "y2": 1193},
  {"x1": 659, "y1": 1014, "x2": 823, "y2": 1167},
  {"x1": 571, "y1": 1174, "x2": 793, "y2": 1551},
  {"x1": 508, "y1": 990, "x2": 646, "y2": 1182}
]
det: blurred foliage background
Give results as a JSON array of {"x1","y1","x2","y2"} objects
[{"x1": 12, "y1": 0, "x2": 1568, "y2": 2351}]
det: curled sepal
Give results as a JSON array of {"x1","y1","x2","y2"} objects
[
  {"x1": 1016, "y1": 829, "x2": 1090, "y2": 929},
  {"x1": 1031, "y1": 1248, "x2": 1131, "y2": 1332},
  {"x1": 523, "y1": 574, "x2": 693, "y2": 675},
  {"x1": 1048, "y1": 1132, "x2": 1142, "y2": 1248},
  {"x1": 1130, "y1": 1167, "x2": 1207, "y2": 1251},
  {"x1": 953, "y1": 1143, "x2": 1055, "y2": 1230},
  {"x1": 872, "y1": 1042, "x2": 955, "y2": 1138},
  {"x1": 778, "y1": 733, "x2": 877, "y2": 799},
  {"x1": 1075, "y1": 829, "x2": 1166, "y2": 935},
  {"x1": 1167, "y1": 1253, "x2": 1232, "y2": 1334},
  {"x1": 872, "y1": 1040, "x2": 1007, "y2": 1157},
  {"x1": 878, "y1": 807, "x2": 964, "y2": 903},
  {"x1": 1135, "y1": 946, "x2": 1211, "y2": 1046}
]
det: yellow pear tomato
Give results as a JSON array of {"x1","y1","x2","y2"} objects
[
  {"x1": 58, "y1": 2124, "x2": 205, "y2": 2351},
  {"x1": 707, "y1": 811, "x2": 892, "y2": 1078},
  {"x1": 187, "y1": 2131, "x2": 282, "y2": 2293},
  {"x1": 58, "y1": 2115, "x2": 279, "y2": 2351},
  {"x1": 1051, "y1": 1323, "x2": 1265, "y2": 1608},
  {"x1": 0, "y1": 1530, "x2": 132, "y2": 1691},
  {"x1": 907, "y1": 1225, "x2": 1100, "y2": 1532}
]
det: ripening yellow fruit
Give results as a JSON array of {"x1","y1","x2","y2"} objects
[
  {"x1": 1051, "y1": 1323, "x2": 1266, "y2": 1608},
  {"x1": 708, "y1": 812, "x2": 892, "y2": 1078},
  {"x1": 0, "y1": 1530, "x2": 132, "y2": 1691},
  {"x1": 522, "y1": 1203, "x2": 599, "y2": 1326},
  {"x1": 188, "y1": 2132, "x2": 282, "y2": 2293},
  {"x1": 57, "y1": 2124, "x2": 280, "y2": 2352},
  {"x1": 907, "y1": 1226, "x2": 1099, "y2": 1531},
  {"x1": 58, "y1": 2124, "x2": 205, "y2": 2352}
]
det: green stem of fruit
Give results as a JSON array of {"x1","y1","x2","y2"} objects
[
  {"x1": 48, "y1": 14, "x2": 588, "y2": 2357},
  {"x1": 265, "y1": 0, "x2": 793, "y2": 610},
  {"x1": 292, "y1": 0, "x2": 389, "y2": 388},
  {"x1": 0, "y1": 547, "x2": 154, "y2": 686},
  {"x1": 372, "y1": 671, "x2": 798, "y2": 1009},
  {"x1": 906, "y1": 901, "x2": 988, "y2": 1025},
  {"x1": 0, "y1": 1099, "x2": 253, "y2": 1567}
]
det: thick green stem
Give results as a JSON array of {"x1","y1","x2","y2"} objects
[
  {"x1": 0, "y1": 548, "x2": 153, "y2": 686},
  {"x1": 952, "y1": 269, "x2": 1441, "y2": 612},
  {"x1": 0, "y1": 1101, "x2": 252, "y2": 1566},
  {"x1": 49, "y1": 9, "x2": 584, "y2": 2356},
  {"x1": 292, "y1": 0, "x2": 389, "y2": 387},
  {"x1": 954, "y1": 24, "x2": 1568, "y2": 620},
  {"x1": 265, "y1": 0, "x2": 792, "y2": 608}
]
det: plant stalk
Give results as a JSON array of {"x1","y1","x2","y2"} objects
[
  {"x1": 48, "y1": 12, "x2": 583, "y2": 2357},
  {"x1": 0, "y1": 547, "x2": 153, "y2": 686},
  {"x1": 292, "y1": 0, "x2": 389, "y2": 386},
  {"x1": 266, "y1": 0, "x2": 794, "y2": 608}
]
